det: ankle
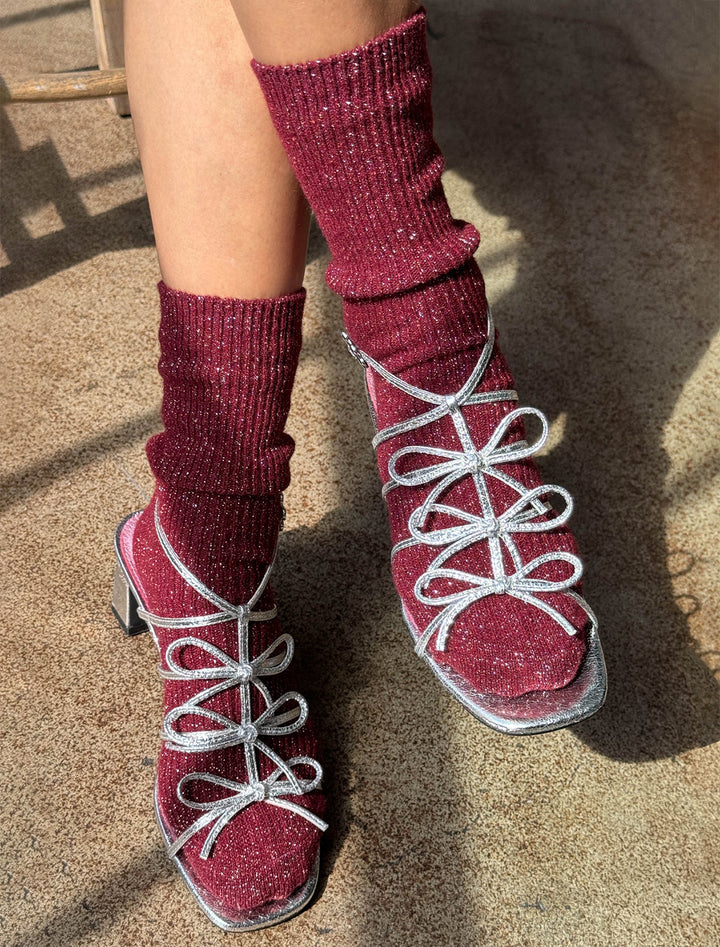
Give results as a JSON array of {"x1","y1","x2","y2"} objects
[
  {"x1": 133, "y1": 488, "x2": 282, "y2": 607},
  {"x1": 342, "y1": 261, "x2": 491, "y2": 377}
]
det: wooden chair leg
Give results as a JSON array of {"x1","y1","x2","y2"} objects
[
  {"x1": 90, "y1": 0, "x2": 130, "y2": 116},
  {"x1": 0, "y1": 70, "x2": 127, "y2": 104}
]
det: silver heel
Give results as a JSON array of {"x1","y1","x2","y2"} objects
[{"x1": 111, "y1": 557, "x2": 148, "y2": 636}]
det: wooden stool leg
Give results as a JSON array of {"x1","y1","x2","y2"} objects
[{"x1": 90, "y1": 0, "x2": 130, "y2": 116}]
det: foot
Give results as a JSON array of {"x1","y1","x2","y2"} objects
[
  {"x1": 115, "y1": 494, "x2": 326, "y2": 929},
  {"x1": 346, "y1": 307, "x2": 604, "y2": 728}
]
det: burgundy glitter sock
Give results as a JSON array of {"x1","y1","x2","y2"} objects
[
  {"x1": 252, "y1": 9, "x2": 589, "y2": 698},
  {"x1": 130, "y1": 282, "x2": 325, "y2": 916}
]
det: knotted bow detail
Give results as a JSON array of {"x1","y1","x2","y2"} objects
[
  {"x1": 388, "y1": 406, "x2": 552, "y2": 513},
  {"x1": 160, "y1": 636, "x2": 304, "y2": 753},
  {"x1": 414, "y1": 552, "x2": 584, "y2": 655},
  {"x1": 346, "y1": 306, "x2": 598, "y2": 657},
  {"x1": 406, "y1": 481, "x2": 574, "y2": 554},
  {"x1": 168, "y1": 761, "x2": 326, "y2": 860},
  {"x1": 138, "y1": 504, "x2": 326, "y2": 858}
]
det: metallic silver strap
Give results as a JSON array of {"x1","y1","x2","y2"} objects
[
  {"x1": 348, "y1": 305, "x2": 598, "y2": 657},
  {"x1": 140, "y1": 502, "x2": 326, "y2": 858},
  {"x1": 136, "y1": 505, "x2": 277, "y2": 629},
  {"x1": 168, "y1": 762, "x2": 327, "y2": 860}
]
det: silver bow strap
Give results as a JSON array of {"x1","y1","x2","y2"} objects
[
  {"x1": 414, "y1": 552, "x2": 590, "y2": 654},
  {"x1": 159, "y1": 633, "x2": 297, "y2": 750},
  {"x1": 168, "y1": 760, "x2": 328, "y2": 860},
  {"x1": 407, "y1": 483, "x2": 574, "y2": 551},
  {"x1": 162, "y1": 632, "x2": 293, "y2": 684},
  {"x1": 349, "y1": 305, "x2": 599, "y2": 657},
  {"x1": 137, "y1": 503, "x2": 325, "y2": 859},
  {"x1": 388, "y1": 409, "x2": 554, "y2": 529},
  {"x1": 163, "y1": 686, "x2": 309, "y2": 756},
  {"x1": 388, "y1": 406, "x2": 549, "y2": 492}
]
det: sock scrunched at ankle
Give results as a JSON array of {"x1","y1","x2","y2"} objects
[
  {"x1": 148, "y1": 280, "x2": 305, "y2": 497},
  {"x1": 138, "y1": 281, "x2": 305, "y2": 595}
]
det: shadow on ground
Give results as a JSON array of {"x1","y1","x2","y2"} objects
[{"x1": 429, "y1": 4, "x2": 720, "y2": 761}]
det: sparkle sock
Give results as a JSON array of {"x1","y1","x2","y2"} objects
[
  {"x1": 252, "y1": 9, "x2": 589, "y2": 697},
  {"x1": 131, "y1": 282, "x2": 325, "y2": 914}
]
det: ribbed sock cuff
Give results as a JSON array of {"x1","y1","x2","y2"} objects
[
  {"x1": 252, "y1": 9, "x2": 479, "y2": 300},
  {"x1": 147, "y1": 282, "x2": 305, "y2": 495}
]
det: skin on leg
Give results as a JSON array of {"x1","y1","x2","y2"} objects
[
  {"x1": 124, "y1": 0, "x2": 310, "y2": 299},
  {"x1": 229, "y1": 0, "x2": 421, "y2": 64}
]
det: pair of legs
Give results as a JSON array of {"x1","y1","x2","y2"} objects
[{"x1": 116, "y1": 0, "x2": 605, "y2": 930}]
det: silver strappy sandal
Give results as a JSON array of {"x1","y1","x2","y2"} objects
[
  {"x1": 344, "y1": 307, "x2": 607, "y2": 735},
  {"x1": 112, "y1": 504, "x2": 327, "y2": 930}
]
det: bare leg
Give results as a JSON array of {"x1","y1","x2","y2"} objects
[
  {"x1": 124, "y1": 0, "x2": 309, "y2": 298},
  {"x1": 230, "y1": 0, "x2": 420, "y2": 64}
]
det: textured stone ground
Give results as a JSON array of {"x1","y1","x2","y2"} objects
[{"x1": 1, "y1": 2, "x2": 719, "y2": 944}]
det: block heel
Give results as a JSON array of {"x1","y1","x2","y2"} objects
[{"x1": 111, "y1": 520, "x2": 149, "y2": 636}]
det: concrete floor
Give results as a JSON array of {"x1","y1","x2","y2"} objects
[{"x1": 1, "y1": 1, "x2": 719, "y2": 945}]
